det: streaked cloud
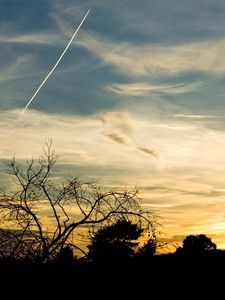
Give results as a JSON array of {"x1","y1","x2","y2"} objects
[
  {"x1": 99, "y1": 111, "x2": 162, "y2": 161},
  {"x1": 0, "y1": 32, "x2": 59, "y2": 45},
  {"x1": 0, "y1": 109, "x2": 161, "y2": 168},
  {"x1": 137, "y1": 147, "x2": 159, "y2": 159},
  {"x1": 1, "y1": 103, "x2": 225, "y2": 248},
  {"x1": 141, "y1": 203, "x2": 177, "y2": 208},
  {"x1": 77, "y1": 32, "x2": 225, "y2": 77},
  {"x1": 154, "y1": 124, "x2": 197, "y2": 131},
  {"x1": 50, "y1": 2, "x2": 87, "y2": 35},
  {"x1": 106, "y1": 82, "x2": 201, "y2": 96},
  {"x1": 1, "y1": 107, "x2": 224, "y2": 179},
  {"x1": 103, "y1": 131, "x2": 128, "y2": 145},
  {"x1": 174, "y1": 114, "x2": 214, "y2": 119},
  {"x1": 214, "y1": 188, "x2": 225, "y2": 193},
  {"x1": 99, "y1": 111, "x2": 132, "y2": 135},
  {"x1": 0, "y1": 54, "x2": 34, "y2": 83}
]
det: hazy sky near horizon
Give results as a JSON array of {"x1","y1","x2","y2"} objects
[{"x1": 1, "y1": 0, "x2": 225, "y2": 248}]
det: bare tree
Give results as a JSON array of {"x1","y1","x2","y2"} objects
[{"x1": 0, "y1": 142, "x2": 156, "y2": 262}]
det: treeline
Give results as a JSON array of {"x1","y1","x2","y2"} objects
[
  {"x1": 0, "y1": 143, "x2": 224, "y2": 278},
  {"x1": 0, "y1": 212, "x2": 223, "y2": 268}
]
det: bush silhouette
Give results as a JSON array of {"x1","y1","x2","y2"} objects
[
  {"x1": 87, "y1": 219, "x2": 144, "y2": 263},
  {"x1": 177, "y1": 234, "x2": 216, "y2": 256},
  {"x1": 137, "y1": 238, "x2": 157, "y2": 259},
  {"x1": 56, "y1": 246, "x2": 74, "y2": 264},
  {"x1": 87, "y1": 219, "x2": 158, "y2": 264}
]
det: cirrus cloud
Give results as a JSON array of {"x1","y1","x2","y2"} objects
[
  {"x1": 106, "y1": 82, "x2": 202, "y2": 96},
  {"x1": 77, "y1": 32, "x2": 225, "y2": 78}
]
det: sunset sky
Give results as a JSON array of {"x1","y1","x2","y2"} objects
[{"x1": 1, "y1": 0, "x2": 225, "y2": 249}]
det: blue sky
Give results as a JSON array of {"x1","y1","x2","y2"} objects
[{"x1": 2, "y1": 0, "x2": 225, "y2": 248}]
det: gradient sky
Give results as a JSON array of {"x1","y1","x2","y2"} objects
[{"x1": 1, "y1": 0, "x2": 225, "y2": 249}]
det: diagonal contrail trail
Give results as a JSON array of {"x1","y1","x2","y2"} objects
[{"x1": 20, "y1": 9, "x2": 90, "y2": 117}]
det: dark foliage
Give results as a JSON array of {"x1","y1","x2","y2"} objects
[
  {"x1": 87, "y1": 220, "x2": 143, "y2": 263},
  {"x1": 137, "y1": 238, "x2": 157, "y2": 259},
  {"x1": 87, "y1": 219, "x2": 157, "y2": 263},
  {"x1": 176, "y1": 234, "x2": 216, "y2": 256},
  {"x1": 55, "y1": 245, "x2": 75, "y2": 264}
]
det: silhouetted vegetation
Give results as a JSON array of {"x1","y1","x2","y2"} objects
[
  {"x1": 87, "y1": 219, "x2": 157, "y2": 263},
  {"x1": 176, "y1": 234, "x2": 217, "y2": 256},
  {"x1": 0, "y1": 144, "x2": 225, "y2": 288},
  {"x1": 0, "y1": 143, "x2": 156, "y2": 263},
  {"x1": 137, "y1": 237, "x2": 157, "y2": 259}
]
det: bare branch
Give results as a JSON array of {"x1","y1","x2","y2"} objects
[{"x1": 0, "y1": 143, "x2": 156, "y2": 262}]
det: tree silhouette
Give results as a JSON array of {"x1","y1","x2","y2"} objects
[
  {"x1": 87, "y1": 219, "x2": 158, "y2": 263},
  {"x1": 87, "y1": 219, "x2": 143, "y2": 263},
  {"x1": 0, "y1": 142, "x2": 155, "y2": 262},
  {"x1": 177, "y1": 234, "x2": 216, "y2": 255},
  {"x1": 137, "y1": 238, "x2": 157, "y2": 259},
  {"x1": 56, "y1": 245, "x2": 74, "y2": 264}
]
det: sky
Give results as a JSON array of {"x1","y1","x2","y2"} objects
[{"x1": 1, "y1": 0, "x2": 225, "y2": 249}]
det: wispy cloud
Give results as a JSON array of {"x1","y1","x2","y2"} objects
[
  {"x1": 77, "y1": 32, "x2": 225, "y2": 77},
  {"x1": 106, "y1": 82, "x2": 201, "y2": 96},
  {"x1": 103, "y1": 130, "x2": 161, "y2": 160},
  {"x1": 137, "y1": 147, "x2": 160, "y2": 158},
  {"x1": 0, "y1": 109, "x2": 161, "y2": 167},
  {"x1": 99, "y1": 111, "x2": 162, "y2": 161},
  {"x1": 214, "y1": 188, "x2": 225, "y2": 193},
  {"x1": 0, "y1": 54, "x2": 34, "y2": 83},
  {"x1": 99, "y1": 111, "x2": 132, "y2": 135},
  {"x1": 1, "y1": 107, "x2": 224, "y2": 181},
  {"x1": 0, "y1": 32, "x2": 59, "y2": 45},
  {"x1": 174, "y1": 114, "x2": 214, "y2": 119},
  {"x1": 103, "y1": 131, "x2": 128, "y2": 145},
  {"x1": 141, "y1": 203, "x2": 177, "y2": 208},
  {"x1": 154, "y1": 124, "x2": 197, "y2": 131},
  {"x1": 50, "y1": 3, "x2": 86, "y2": 35},
  {"x1": 1, "y1": 104, "x2": 225, "y2": 248}
]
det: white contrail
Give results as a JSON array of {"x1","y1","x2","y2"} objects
[{"x1": 20, "y1": 9, "x2": 90, "y2": 117}]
